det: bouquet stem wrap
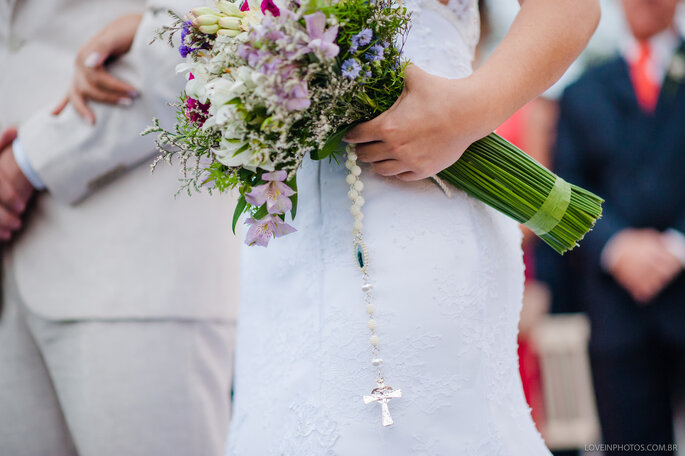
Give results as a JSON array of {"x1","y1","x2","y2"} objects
[{"x1": 437, "y1": 133, "x2": 603, "y2": 254}]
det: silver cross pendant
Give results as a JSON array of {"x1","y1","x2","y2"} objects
[{"x1": 363, "y1": 378, "x2": 402, "y2": 426}]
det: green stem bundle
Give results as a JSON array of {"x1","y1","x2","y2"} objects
[{"x1": 438, "y1": 133, "x2": 603, "y2": 254}]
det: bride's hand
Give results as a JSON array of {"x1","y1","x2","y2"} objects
[
  {"x1": 344, "y1": 65, "x2": 501, "y2": 182},
  {"x1": 53, "y1": 13, "x2": 142, "y2": 124}
]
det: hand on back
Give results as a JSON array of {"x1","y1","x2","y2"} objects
[{"x1": 53, "y1": 13, "x2": 142, "y2": 123}]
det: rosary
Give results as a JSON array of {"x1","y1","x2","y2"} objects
[{"x1": 344, "y1": 143, "x2": 402, "y2": 427}]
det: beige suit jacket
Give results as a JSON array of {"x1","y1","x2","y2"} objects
[{"x1": 0, "y1": 0, "x2": 240, "y2": 321}]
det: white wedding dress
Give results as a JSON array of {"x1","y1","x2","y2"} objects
[{"x1": 226, "y1": 0, "x2": 552, "y2": 454}]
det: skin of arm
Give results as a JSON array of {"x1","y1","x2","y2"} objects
[{"x1": 345, "y1": 0, "x2": 601, "y2": 181}]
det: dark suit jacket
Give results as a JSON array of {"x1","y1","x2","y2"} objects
[{"x1": 554, "y1": 42, "x2": 685, "y2": 354}]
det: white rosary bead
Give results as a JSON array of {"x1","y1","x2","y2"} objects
[
  {"x1": 346, "y1": 174, "x2": 357, "y2": 185},
  {"x1": 350, "y1": 205, "x2": 362, "y2": 217},
  {"x1": 367, "y1": 319, "x2": 377, "y2": 330},
  {"x1": 348, "y1": 189, "x2": 359, "y2": 201},
  {"x1": 366, "y1": 303, "x2": 375, "y2": 315},
  {"x1": 372, "y1": 358, "x2": 383, "y2": 367},
  {"x1": 361, "y1": 283, "x2": 373, "y2": 292},
  {"x1": 347, "y1": 151, "x2": 358, "y2": 161},
  {"x1": 370, "y1": 335, "x2": 380, "y2": 347},
  {"x1": 355, "y1": 196, "x2": 365, "y2": 207},
  {"x1": 353, "y1": 180, "x2": 364, "y2": 192},
  {"x1": 351, "y1": 165, "x2": 362, "y2": 176},
  {"x1": 345, "y1": 159, "x2": 355, "y2": 170},
  {"x1": 353, "y1": 220, "x2": 363, "y2": 233}
]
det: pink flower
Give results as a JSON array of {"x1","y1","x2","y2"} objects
[
  {"x1": 245, "y1": 170, "x2": 296, "y2": 214},
  {"x1": 244, "y1": 215, "x2": 296, "y2": 247},
  {"x1": 261, "y1": 0, "x2": 280, "y2": 16},
  {"x1": 304, "y1": 12, "x2": 339, "y2": 59},
  {"x1": 240, "y1": 0, "x2": 249, "y2": 11},
  {"x1": 185, "y1": 97, "x2": 210, "y2": 125}
]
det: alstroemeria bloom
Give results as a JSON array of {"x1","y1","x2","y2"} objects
[
  {"x1": 245, "y1": 170, "x2": 295, "y2": 214},
  {"x1": 244, "y1": 215, "x2": 296, "y2": 247},
  {"x1": 305, "y1": 12, "x2": 339, "y2": 59}
]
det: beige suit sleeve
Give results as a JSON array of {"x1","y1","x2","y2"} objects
[{"x1": 18, "y1": 4, "x2": 185, "y2": 204}]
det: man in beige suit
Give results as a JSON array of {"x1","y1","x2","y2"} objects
[{"x1": 0, "y1": 1, "x2": 239, "y2": 455}]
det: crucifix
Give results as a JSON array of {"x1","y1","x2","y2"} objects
[{"x1": 363, "y1": 378, "x2": 402, "y2": 426}]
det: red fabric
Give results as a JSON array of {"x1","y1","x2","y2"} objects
[
  {"x1": 518, "y1": 337, "x2": 546, "y2": 431},
  {"x1": 499, "y1": 105, "x2": 546, "y2": 431},
  {"x1": 629, "y1": 42, "x2": 660, "y2": 112}
]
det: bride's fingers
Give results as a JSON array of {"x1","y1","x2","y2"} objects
[
  {"x1": 68, "y1": 89, "x2": 96, "y2": 124},
  {"x1": 369, "y1": 160, "x2": 410, "y2": 177},
  {"x1": 396, "y1": 171, "x2": 421, "y2": 182},
  {"x1": 81, "y1": 50, "x2": 107, "y2": 69},
  {"x1": 82, "y1": 82, "x2": 133, "y2": 106},
  {"x1": 87, "y1": 70, "x2": 138, "y2": 98},
  {"x1": 344, "y1": 116, "x2": 386, "y2": 144},
  {"x1": 52, "y1": 97, "x2": 69, "y2": 116},
  {"x1": 355, "y1": 141, "x2": 393, "y2": 163}
]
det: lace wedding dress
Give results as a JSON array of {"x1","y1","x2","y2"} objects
[{"x1": 226, "y1": 0, "x2": 552, "y2": 454}]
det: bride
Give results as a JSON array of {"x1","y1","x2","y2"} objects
[
  {"x1": 227, "y1": 0, "x2": 598, "y2": 453},
  {"x1": 64, "y1": 0, "x2": 599, "y2": 453}
]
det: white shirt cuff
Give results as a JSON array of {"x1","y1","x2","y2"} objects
[
  {"x1": 663, "y1": 229, "x2": 685, "y2": 267},
  {"x1": 12, "y1": 138, "x2": 46, "y2": 190}
]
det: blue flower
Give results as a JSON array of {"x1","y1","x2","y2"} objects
[
  {"x1": 350, "y1": 28, "x2": 373, "y2": 53},
  {"x1": 364, "y1": 44, "x2": 385, "y2": 62},
  {"x1": 341, "y1": 59, "x2": 362, "y2": 79}
]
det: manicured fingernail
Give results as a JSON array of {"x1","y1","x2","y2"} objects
[
  {"x1": 13, "y1": 201, "x2": 24, "y2": 212},
  {"x1": 83, "y1": 52, "x2": 100, "y2": 68},
  {"x1": 10, "y1": 220, "x2": 21, "y2": 230},
  {"x1": 128, "y1": 90, "x2": 139, "y2": 98},
  {"x1": 118, "y1": 97, "x2": 133, "y2": 107}
]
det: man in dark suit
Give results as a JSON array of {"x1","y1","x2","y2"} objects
[{"x1": 555, "y1": 0, "x2": 685, "y2": 454}]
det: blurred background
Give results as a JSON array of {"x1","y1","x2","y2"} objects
[{"x1": 480, "y1": 1, "x2": 685, "y2": 455}]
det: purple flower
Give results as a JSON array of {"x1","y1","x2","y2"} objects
[
  {"x1": 350, "y1": 28, "x2": 372, "y2": 52},
  {"x1": 245, "y1": 170, "x2": 296, "y2": 214},
  {"x1": 244, "y1": 215, "x2": 296, "y2": 247},
  {"x1": 284, "y1": 81, "x2": 311, "y2": 111},
  {"x1": 178, "y1": 21, "x2": 210, "y2": 57},
  {"x1": 179, "y1": 45, "x2": 191, "y2": 58},
  {"x1": 304, "y1": 12, "x2": 339, "y2": 59},
  {"x1": 364, "y1": 44, "x2": 384, "y2": 62},
  {"x1": 341, "y1": 59, "x2": 361, "y2": 79},
  {"x1": 180, "y1": 20, "x2": 192, "y2": 42},
  {"x1": 261, "y1": 0, "x2": 280, "y2": 16}
]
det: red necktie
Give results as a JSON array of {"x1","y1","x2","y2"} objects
[{"x1": 629, "y1": 41, "x2": 660, "y2": 112}]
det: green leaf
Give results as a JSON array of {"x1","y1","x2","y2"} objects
[
  {"x1": 287, "y1": 175, "x2": 298, "y2": 220},
  {"x1": 232, "y1": 195, "x2": 247, "y2": 235},
  {"x1": 253, "y1": 204, "x2": 268, "y2": 220},
  {"x1": 312, "y1": 126, "x2": 350, "y2": 160},
  {"x1": 232, "y1": 143, "x2": 249, "y2": 157}
]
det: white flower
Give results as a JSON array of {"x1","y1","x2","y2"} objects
[
  {"x1": 206, "y1": 78, "x2": 247, "y2": 106},
  {"x1": 214, "y1": 139, "x2": 275, "y2": 172},
  {"x1": 215, "y1": 0, "x2": 243, "y2": 17}
]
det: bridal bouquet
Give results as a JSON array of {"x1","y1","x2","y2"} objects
[{"x1": 145, "y1": 0, "x2": 603, "y2": 254}]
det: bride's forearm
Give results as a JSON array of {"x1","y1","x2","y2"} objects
[{"x1": 463, "y1": 0, "x2": 600, "y2": 130}]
